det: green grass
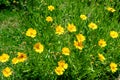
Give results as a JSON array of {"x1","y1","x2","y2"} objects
[{"x1": 0, "y1": 0, "x2": 120, "y2": 80}]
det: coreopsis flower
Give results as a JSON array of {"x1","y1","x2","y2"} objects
[
  {"x1": 48, "y1": 5, "x2": 55, "y2": 11},
  {"x1": 98, "y1": 39, "x2": 107, "y2": 47},
  {"x1": 80, "y1": 14, "x2": 87, "y2": 20},
  {"x1": 110, "y1": 31, "x2": 118, "y2": 38},
  {"x1": 67, "y1": 23, "x2": 76, "y2": 32},
  {"x1": 55, "y1": 25, "x2": 64, "y2": 35},
  {"x1": 58, "y1": 60, "x2": 68, "y2": 69},
  {"x1": 0, "y1": 53, "x2": 9, "y2": 63},
  {"x1": 110, "y1": 62, "x2": 117, "y2": 73},
  {"x1": 12, "y1": 57, "x2": 19, "y2": 64},
  {"x1": 46, "y1": 16, "x2": 53, "y2": 22},
  {"x1": 55, "y1": 66, "x2": 64, "y2": 75},
  {"x1": 98, "y1": 53, "x2": 105, "y2": 62},
  {"x1": 62, "y1": 47, "x2": 70, "y2": 56},
  {"x1": 2, "y1": 67, "x2": 12, "y2": 77},
  {"x1": 107, "y1": 7, "x2": 116, "y2": 12},
  {"x1": 76, "y1": 34, "x2": 85, "y2": 42},
  {"x1": 74, "y1": 41, "x2": 84, "y2": 50},
  {"x1": 88, "y1": 22, "x2": 97, "y2": 30},
  {"x1": 17, "y1": 52, "x2": 27, "y2": 62},
  {"x1": 33, "y1": 42, "x2": 44, "y2": 53},
  {"x1": 26, "y1": 28, "x2": 37, "y2": 38}
]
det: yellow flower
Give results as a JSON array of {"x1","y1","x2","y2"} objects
[
  {"x1": 76, "y1": 34, "x2": 85, "y2": 42},
  {"x1": 55, "y1": 25, "x2": 64, "y2": 35},
  {"x1": 46, "y1": 16, "x2": 53, "y2": 22},
  {"x1": 33, "y1": 42, "x2": 44, "y2": 53},
  {"x1": 0, "y1": 53, "x2": 9, "y2": 63},
  {"x1": 12, "y1": 57, "x2": 19, "y2": 64},
  {"x1": 67, "y1": 23, "x2": 76, "y2": 32},
  {"x1": 58, "y1": 60, "x2": 68, "y2": 69},
  {"x1": 107, "y1": 7, "x2": 116, "y2": 12},
  {"x1": 48, "y1": 5, "x2": 55, "y2": 11},
  {"x1": 98, "y1": 39, "x2": 107, "y2": 47},
  {"x1": 26, "y1": 28, "x2": 37, "y2": 38},
  {"x1": 62, "y1": 47, "x2": 70, "y2": 56},
  {"x1": 55, "y1": 60, "x2": 68, "y2": 75},
  {"x1": 74, "y1": 41, "x2": 84, "y2": 50},
  {"x1": 88, "y1": 22, "x2": 97, "y2": 30},
  {"x1": 2, "y1": 67, "x2": 12, "y2": 77},
  {"x1": 110, "y1": 62, "x2": 117, "y2": 73},
  {"x1": 110, "y1": 31, "x2": 118, "y2": 38},
  {"x1": 55, "y1": 66, "x2": 64, "y2": 75},
  {"x1": 80, "y1": 14, "x2": 87, "y2": 20},
  {"x1": 17, "y1": 52, "x2": 27, "y2": 62},
  {"x1": 98, "y1": 53, "x2": 105, "y2": 62}
]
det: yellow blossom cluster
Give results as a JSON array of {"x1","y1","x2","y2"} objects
[
  {"x1": 12, "y1": 52, "x2": 27, "y2": 64},
  {"x1": 46, "y1": 5, "x2": 55, "y2": 22},
  {"x1": 25, "y1": 28, "x2": 44, "y2": 53},
  {"x1": 45, "y1": 5, "x2": 118, "y2": 74},
  {"x1": 55, "y1": 23, "x2": 77, "y2": 36},
  {"x1": 1, "y1": 4, "x2": 119, "y2": 79},
  {"x1": 55, "y1": 60, "x2": 68, "y2": 75},
  {"x1": 0, "y1": 52, "x2": 27, "y2": 77},
  {"x1": 74, "y1": 34, "x2": 85, "y2": 50},
  {"x1": 97, "y1": 53, "x2": 118, "y2": 73},
  {"x1": 0, "y1": 53, "x2": 11, "y2": 77}
]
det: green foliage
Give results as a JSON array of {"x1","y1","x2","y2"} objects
[
  {"x1": 0, "y1": 0, "x2": 120, "y2": 80},
  {"x1": 0, "y1": 0, "x2": 27, "y2": 10}
]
